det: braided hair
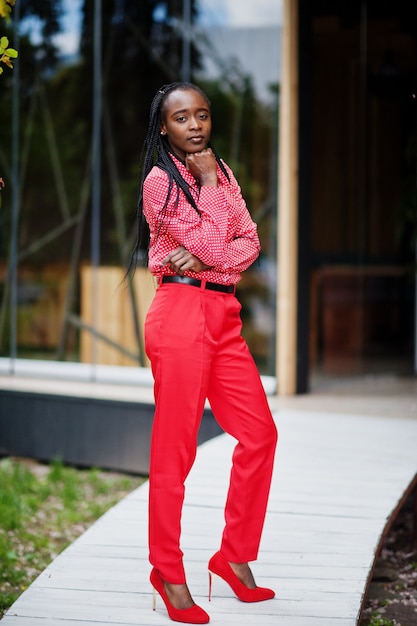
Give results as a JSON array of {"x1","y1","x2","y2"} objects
[{"x1": 128, "y1": 82, "x2": 230, "y2": 274}]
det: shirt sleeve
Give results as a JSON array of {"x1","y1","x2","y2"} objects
[
  {"x1": 214, "y1": 228, "x2": 260, "y2": 274},
  {"x1": 213, "y1": 168, "x2": 261, "y2": 273}
]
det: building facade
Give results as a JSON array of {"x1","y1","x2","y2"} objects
[{"x1": 0, "y1": 0, "x2": 415, "y2": 396}]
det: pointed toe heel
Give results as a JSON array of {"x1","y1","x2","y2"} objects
[
  {"x1": 150, "y1": 568, "x2": 210, "y2": 624},
  {"x1": 207, "y1": 551, "x2": 275, "y2": 603}
]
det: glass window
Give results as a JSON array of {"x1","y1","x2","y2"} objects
[
  {"x1": 308, "y1": 2, "x2": 417, "y2": 381},
  {"x1": 0, "y1": 0, "x2": 282, "y2": 376}
]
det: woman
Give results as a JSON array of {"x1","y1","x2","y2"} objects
[{"x1": 131, "y1": 82, "x2": 278, "y2": 624}]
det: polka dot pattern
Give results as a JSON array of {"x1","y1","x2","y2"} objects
[{"x1": 143, "y1": 157, "x2": 261, "y2": 285}]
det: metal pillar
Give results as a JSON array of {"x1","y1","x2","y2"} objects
[
  {"x1": 9, "y1": 0, "x2": 20, "y2": 373},
  {"x1": 90, "y1": 0, "x2": 102, "y2": 377}
]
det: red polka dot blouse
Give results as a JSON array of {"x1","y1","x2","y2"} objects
[{"x1": 143, "y1": 156, "x2": 260, "y2": 285}]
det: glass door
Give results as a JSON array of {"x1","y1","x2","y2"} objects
[{"x1": 309, "y1": 2, "x2": 417, "y2": 381}]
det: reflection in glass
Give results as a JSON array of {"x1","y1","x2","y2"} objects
[{"x1": 0, "y1": 0, "x2": 282, "y2": 375}]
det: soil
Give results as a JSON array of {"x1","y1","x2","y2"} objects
[{"x1": 359, "y1": 494, "x2": 417, "y2": 626}]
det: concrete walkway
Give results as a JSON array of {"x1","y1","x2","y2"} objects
[{"x1": 1, "y1": 375, "x2": 417, "y2": 625}]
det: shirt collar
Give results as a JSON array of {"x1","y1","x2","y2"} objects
[{"x1": 169, "y1": 152, "x2": 227, "y2": 189}]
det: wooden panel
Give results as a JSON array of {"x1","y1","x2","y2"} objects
[
  {"x1": 81, "y1": 266, "x2": 124, "y2": 365},
  {"x1": 80, "y1": 266, "x2": 156, "y2": 367},
  {"x1": 0, "y1": 263, "x2": 70, "y2": 351},
  {"x1": 125, "y1": 268, "x2": 157, "y2": 368}
]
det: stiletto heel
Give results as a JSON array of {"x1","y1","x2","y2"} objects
[
  {"x1": 152, "y1": 587, "x2": 157, "y2": 611},
  {"x1": 208, "y1": 571, "x2": 213, "y2": 602},
  {"x1": 207, "y1": 552, "x2": 275, "y2": 603},
  {"x1": 150, "y1": 567, "x2": 210, "y2": 624}
]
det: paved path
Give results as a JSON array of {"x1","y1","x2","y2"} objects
[{"x1": 2, "y1": 396, "x2": 417, "y2": 625}]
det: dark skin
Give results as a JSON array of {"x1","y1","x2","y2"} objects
[
  {"x1": 158, "y1": 88, "x2": 258, "y2": 610},
  {"x1": 160, "y1": 88, "x2": 217, "y2": 276}
]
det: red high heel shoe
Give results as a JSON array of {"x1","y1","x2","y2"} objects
[
  {"x1": 208, "y1": 552, "x2": 275, "y2": 603},
  {"x1": 150, "y1": 568, "x2": 210, "y2": 624}
]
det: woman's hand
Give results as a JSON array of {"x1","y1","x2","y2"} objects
[
  {"x1": 162, "y1": 247, "x2": 212, "y2": 276},
  {"x1": 185, "y1": 149, "x2": 218, "y2": 187}
]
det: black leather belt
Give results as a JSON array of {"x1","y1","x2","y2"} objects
[{"x1": 161, "y1": 275, "x2": 235, "y2": 294}]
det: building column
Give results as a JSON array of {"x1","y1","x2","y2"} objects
[{"x1": 276, "y1": 0, "x2": 299, "y2": 395}]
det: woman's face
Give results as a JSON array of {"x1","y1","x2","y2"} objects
[{"x1": 160, "y1": 88, "x2": 212, "y2": 161}]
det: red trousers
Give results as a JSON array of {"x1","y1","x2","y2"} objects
[{"x1": 145, "y1": 282, "x2": 278, "y2": 584}]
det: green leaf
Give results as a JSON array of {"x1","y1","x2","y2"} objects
[
  {"x1": 0, "y1": 1, "x2": 12, "y2": 22},
  {"x1": 0, "y1": 36, "x2": 9, "y2": 49},
  {"x1": 5, "y1": 47, "x2": 18, "y2": 58}
]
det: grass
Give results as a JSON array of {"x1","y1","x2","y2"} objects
[
  {"x1": 365, "y1": 616, "x2": 397, "y2": 626},
  {"x1": 361, "y1": 604, "x2": 400, "y2": 626},
  {"x1": 0, "y1": 457, "x2": 145, "y2": 618}
]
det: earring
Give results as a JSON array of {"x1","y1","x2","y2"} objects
[{"x1": 160, "y1": 131, "x2": 165, "y2": 135}]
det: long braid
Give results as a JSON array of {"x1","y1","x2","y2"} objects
[{"x1": 127, "y1": 82, "x2": 229, "y2": 276}]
